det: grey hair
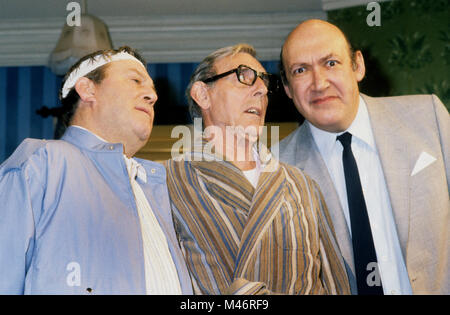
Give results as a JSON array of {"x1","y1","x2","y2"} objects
[{"x1": 186, "y1": 43, "x2": 257, "y2": 121}]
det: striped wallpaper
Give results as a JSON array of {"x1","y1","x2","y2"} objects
[
  {"x1": 0, "y1": 66, "x2": 60, "y2": 163},
  {"x1": 0, "y1": 60, "x2": 280, "y2": 163}
]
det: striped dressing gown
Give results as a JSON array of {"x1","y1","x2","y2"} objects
[{"x1": 165, "y1": 144, "x2": 350, "y2": 295}]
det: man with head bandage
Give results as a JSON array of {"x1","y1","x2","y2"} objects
[{"x1": 0, "y1": 46, "x2": 192, "y2": 294}]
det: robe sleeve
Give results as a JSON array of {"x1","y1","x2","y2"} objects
[
  {"x1": 0, "y1": 141, "x2": 47, "y2": 294},
  {"x1": 226, "y1": 278, "x2": 274, "y2": 295}
]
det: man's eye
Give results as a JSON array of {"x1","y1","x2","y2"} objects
[
  {"x1": 132, "y1": 79, "x2": 140, "y2": 83},
  {"x1": 327, "y1": 60, "x2": 337, "y2": 67},
  {"x1": 292, "y1": 67, "x2": 305, "y2": 75}
]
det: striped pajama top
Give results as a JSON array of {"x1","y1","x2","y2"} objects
[{"x1": 165, "y1": 144, "x2": 350, "y2": 295}]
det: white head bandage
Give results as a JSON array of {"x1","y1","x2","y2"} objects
[{"x1": 61, "y1": 51, "x2": 145, "y2": 98}]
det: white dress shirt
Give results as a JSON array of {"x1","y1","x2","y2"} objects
[
  {"x1": 308, "y1": 96, "x2": 413, "y2": 295},
  {"x1": 123, "y1": 156, "x2": 182, "y2": 295}
]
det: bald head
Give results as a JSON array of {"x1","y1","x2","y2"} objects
[
  {"x1": 286, "y1": 19, "x2": 345, "y2": 42},
  {"x1": 280, "y1": 19, "x2": 366, "y2": 132},
  {"x1": 281, "y1": 19, "x2": 356, "y2": 82}
]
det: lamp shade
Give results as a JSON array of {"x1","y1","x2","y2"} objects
[{"x1": 49, "y1": 14, "x2": 113, "y2": 75}]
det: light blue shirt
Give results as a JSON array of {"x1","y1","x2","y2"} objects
[
  {"x1": 0, "y1": 126, "x2": 193, "y2": 294},
  {"x1": 308, "y1": 96, "x2": 413, "y2": 295}
]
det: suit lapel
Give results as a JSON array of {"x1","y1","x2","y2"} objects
[
  {"x1": 363, "y1": 94, "x2": 411, "y2": 255},
  {"x1": 293, "y1": 123, "x2": 355, "y2": 277}
]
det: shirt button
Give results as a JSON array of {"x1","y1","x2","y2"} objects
[
  {"x1": 151, "y1": 168, "x2": 156, "y2": 174},
  {"x1": 109, "y1": 145, "x2": 114, "y2": 150},
  {"x1": 390, "y1": 290, "x2": 397, "y2": 295}
]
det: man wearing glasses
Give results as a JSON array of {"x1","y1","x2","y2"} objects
[{"x1": 165, "y1": 43, "x2": 351, "y2": 295}]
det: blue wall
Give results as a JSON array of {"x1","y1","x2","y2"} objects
[
  {"x1": 0, "y1": 66, "x2": 60, "y2": 163},
  {"x1": 0, "y1": 60, "x2": 280, "y2": 163}
]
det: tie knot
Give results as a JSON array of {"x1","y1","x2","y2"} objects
[{"x1": 337, "y1": 132, "x2": 352, "y2": 148}]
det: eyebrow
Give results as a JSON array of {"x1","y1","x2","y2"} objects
[
  {"x1": 319, "y1": 53, "x2": 335, "y2": 63},
  {"x1": 290, "y1": 53, "x2": 337, "y2": 68},
  {"x1": 127, "y1": 67, "x2": 157, "y2": 92},
  {"x1": 127, "y1": 68, "x2": 147, "y2": 79}
]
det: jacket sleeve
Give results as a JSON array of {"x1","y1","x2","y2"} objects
[
  {"x1": 432, "y1": 94, "x2": 450, "y2": 193},
  {"x1": 0, "y1": 141, "x2": 47, "y2": 294}
]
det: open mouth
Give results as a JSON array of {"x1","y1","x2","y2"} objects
[{"x1": 244, "y1": 108, "x2": 261, "y2": 116}]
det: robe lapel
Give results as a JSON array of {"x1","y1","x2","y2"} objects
[
  {"x1": 233, "y1": 156, "x2": 284, "y2": 277},
  {"x1": 192, "y1": 160, "x2": 254, "y2": 204}
]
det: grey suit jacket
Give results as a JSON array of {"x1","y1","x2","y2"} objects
[{"x1": 273, "y1": 94, "x2": 449, "y2": 294}]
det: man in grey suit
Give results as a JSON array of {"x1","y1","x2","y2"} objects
[{"x1": 273, "y1": 19, "x2": 449, "y2": 295}]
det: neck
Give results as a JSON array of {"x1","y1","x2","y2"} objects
[
  {"x1": 71, "y1": 117, "x2": 142, "y2": 158},
  {"x1": 206, "y1": 131, "x2": 257, "y2": 171}
]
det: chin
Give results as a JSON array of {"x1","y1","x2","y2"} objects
[
  {"x1": 315, "y1": 120, "x2": 347, "y2": 133},
  {"x1": 142, "y1": 129, "x2": 152, "y2": 142},
  {"x1": 309, "y1": 110, "x2": 346, "y2": 131},
  {"x1": 134, "y1": 124, "x2": 152, "y2": 142},
  {"x1": 239, "y1": 125, "x2": 264, "y2": 144}
]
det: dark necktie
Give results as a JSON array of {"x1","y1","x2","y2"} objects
[{"x1": 337, "y1": 132, "x2": 383, "y2": 295}]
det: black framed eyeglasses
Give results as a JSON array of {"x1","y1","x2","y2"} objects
[{"x1": 202, "y1": 64, "x2": 278, "y2": 92}]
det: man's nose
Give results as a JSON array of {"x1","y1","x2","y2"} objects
[
  {"x1": 143, "y1": 86, "x2": 158, "y2": 105},
  {"x1": 312, "y1": 67, "x2": 329, "y2": 92},
  {"x1": 252, "y1": 75, "x2": 268, "y2": 97}
]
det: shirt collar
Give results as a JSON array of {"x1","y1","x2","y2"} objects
[
  {"x1": 308, "y1": 95, "x2": 376, "y2": 158},
  {"x1": 71, "y1": 125, "x2": 109, "y2": 143},
  {"x1": 61, "y1": 125, "x2": 123, "y2": 153},
  {"x1": 346, "y1": 96, "x2": 376, "y2": 149},
  {"x1": 62, "y1": 126, "x2": 155, "y2": 184}
]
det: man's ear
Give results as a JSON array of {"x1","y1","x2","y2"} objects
[
  {"x1": 354, "y1": 50, "x2": 366, "y2": 82},
  {"x1": 74, "y1": 77, "x2": 96, "y2": 104},
  {"x1": 283, "y1": 81, "x2": 293, "y2": 99},
  {"x1": 190, "y1": 81, "x2": 211, "y2": 110}
]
